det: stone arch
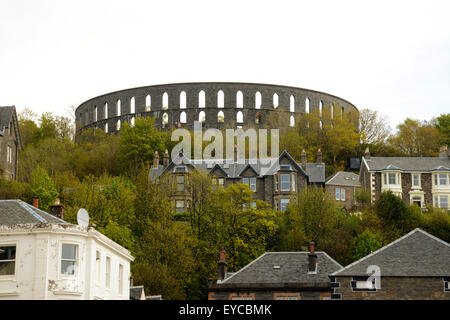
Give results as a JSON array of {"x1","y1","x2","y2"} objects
[
  {"x1": 199, "y1": 110, "x2": 206, "y2": 122},
  {"x1": 94, "y1": 106, "x2": 98, "y2": 122},
  {"x1": 255, "y1": 112, "x2": 262, "y2": 124},
  {"x1": 236, "y1": 91, "x2": 243, "y2": 108},
  {"x1": 290, "y1": 95, "x2": 295, "y2": 112},
  {"x1": 130, "y1": 97, "x2": 135, "y2": 114},
  {"x1": 236, "y1": 111, "x2": 243, "y2": 123},
  {"x1": 180, "y1": 91, "x2": 186, "y2": 109},
  {"x1": 180, "y1": 111, "x2": 187, "y2": 123},
  {"x1": 117, "y1": 99, "x2": 121, "y2": 116},
  {"x1": 305, "y1": 97, "x2": 310, "y2": 113},
  {"x1": 162, "y1": 112, "x2": 168, "y2": 126},
  {"x1": 105, "y1": 122, "x2": 108, "y2": 133},
  {"x1": 273, "y1": 93, "x2": 279, "y2": 109},
  {"x1": 117, "y1": 119, "x2": 121, "y2": 131},
  {"x1": 199, "y1": 90, "x2": 205, "y2": 108},
  {"x1": 162, "y1": 92, "x2": 168, "y2": 110},
  {"x1": 255, "y1": 91, "x2": 262, "y2": 109},
  {"x1": 331, "y1": 103, "x2": 334, "y2": 120},
  {"x1": 146, "y1": 94, "x2": 151, "y2": 111},
  {"x1": 217, "y1": 90, "x2": 224, "y2": 108},
  {"x1": 290, "y1": 115, "x2": 295, "y2": 127},
  {"x1": 104, "y1": 102, "x2": 108, "y2": 118},
  {"x1": 218, "y1": 111, "x2": 224, "y2": 123},
  {"x1": 131, "y1": 117, "x2": 135, "y2": 127}
]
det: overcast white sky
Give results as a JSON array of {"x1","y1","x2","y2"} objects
[{"x1": 1, "y1": 0, "x2": 450, "y2": 130}]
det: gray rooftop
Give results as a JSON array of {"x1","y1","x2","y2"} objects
[
  {"x1": 130, "y1": 286, "x2": 145, "y2": 300},
  {"x1": 219, "y1": 252, "x2": 342, "y2": 285},
  {"x1": 325, "y1": 171, "x2": 360, "y2": 187},
  {"x1": 363, "y1": 156, "x2": 450, "y2": 172},
  {"x1": 0, "y1": 106, "x2": 14, "y2": 131},
  {"x1": 332, "y1": 228, "x2": 450, "y2": 277},
  {"x1": 150, "y1": 150, "x2": 326, "y2": 183},
  {"x1": 0, "y1": 200, "x2": 69, "y2": 225}
]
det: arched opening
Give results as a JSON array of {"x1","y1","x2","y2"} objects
[
  {"x1": 290, "y1": 115, "x2": 295, "y2": 127},
  {"x1": 180, "y1": 91, "x2": 186, "y2": 109},
  {"x1": 130, "y1": 97, "x2": 135, "y2": 114},
  {"x1": 117, "y1": 119, "x2": 121, "y2": 131},
  {"x1": 236, "y1": 111, "x2": 243, "y2": 123},
  {"x1": 342, "y1": 106, "x2": 344, "y2": 119},
  {"x1": 146, "y1": 94, "x2": 151, "y2": 111},
  {"x1": 218, "y1": 90, "x2": 224, "y2": 108},
  {"x1": 199, "y1": 90, "x2": 205, "y2": 108},
  {"x1": 236, "y1": 91, "x2": 243, "y2": 108},
  {"x1": 94, "y1": 106, "x2": 97, "y2": 122},
  {"x1": 104, "y1": 103, "x2": 108, "y2": 118},
  {"x1": 217, "y1": 111, "x2": 224, "y2": 123},
  {"x1": 162, "y1": 92, "x2": 168, "y2": 110},
  {"x1": 255, "y1": 112, "x2": 262, "y2": 124},
  {"x1": 290, "y1": 95, "x2": 295, "y2": 112},
  {"x1": 105, "y1": 122, "x2": 108, "y2": 133},
  {"x1": 117, "y1": 99, "x2": 121, "y2": 116},
  {"x1": 320, "y1": 120, "x2": 323, "y2": 129},
  {"x1": 331, "y1": 103, "x2": 334, "y2": 120},
  {"x1": 255, "y1": 91, "x2": 262, "y2": 109},
  {"x1": 305, "y1": 97, "x2": 310, "y2": 113},
  {"x1": 273, "y1": 93, "x2": 279, "y2": 109},
  {"x1": 162, "y1": 113, "x2": 168, "y2": 126},
  {"x1": 319, "y1": 100, "x2": 323, "y2": 117},
  {"x1": 131, "y1": 117, "x2": 135, "y2": 127},
  {"x1": 199, "y1": 111, "x2": 206, "y2": 122},
  {"x1": 180, "y1": 111, "x2": 187, "y2": 123}
]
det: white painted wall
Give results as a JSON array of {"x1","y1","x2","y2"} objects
[{"x1": 0, "y1": 224, "x2": 133, "y2": 300}]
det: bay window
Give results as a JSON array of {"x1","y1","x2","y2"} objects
[{"x1": 280, "y1": 174, "x2": 290, "y2": 191}]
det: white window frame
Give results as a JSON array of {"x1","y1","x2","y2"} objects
[
  {"x1": 412, "y1": 174, "x2": 421, "y2": 189},
  {"x1": 336, "y1": 188, "x2": 340, "y2": 200},
  {"x1": 96, "y1": 250, "x2": 101, "y2": 284},
  {"x1": 280, "y1": 198, "x2": 290, "y2": 212},
  {"x1": 0, "y1": 243, "x2": 17, "y2": 278},
  {"x1": 60, "y1": 243, "x2": 79, "y2": 277},
  {"x1": 280, "y1": 174, "x2": 290, "y2": 191},
  {"x1": 105, "y1": 256, "x2": 111, "y2": 289},
  {"x1": 118, "y1": 263, "x2": 124, "y2": 296},
  {"x1": 341, "y1": 188, "x2": 345, "y2": 201}
]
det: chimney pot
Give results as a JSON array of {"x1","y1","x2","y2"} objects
[
  {"x1": 33, "y1": 197, "x2": 39, "y2": 208},
  {"x1": 301, "y1": 150, "x2": 307, "y2": 170},
  {"x1": 153, "y1": 151, "x2": 159, "y2": 168},
  {"x1": 316, "y1": 149, "x2": 322, "y2": 164},
  {"x1": 163, "y1": 149, "x2": 170, "y2": 167},
  {"x1": 217, "y1": 247, "x2": 227, "y2": 280},
  {"x1": 308, "y1": 241, "x2": 317, "y2": 273},
  {"x1": 364, "y1": 147, "x2": 371, "y2": 159}
]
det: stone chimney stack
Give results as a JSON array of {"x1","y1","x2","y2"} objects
[
  {"x1": 163, "y1": 149, "x2": 170, "y2": 167},
  {"x1": 316, "y1": 149, "x2": 322, "y2": 164},
  {"x1": 218, "y1": 247, "x2": 227, "y2": 281},
  {"x1": 364, "y1": 147, "x2": 371, "y2": 160},
  {"x1": 308, "y1": 241, "x2": 317, "y2": 273},
  {"x1": 129, "y1": 274, "x2": 134, "y2": 287},
  {"x1": 439, "y1": 145, "x2": 449, "y2": 158},
  {"x1": 153, "y1": 151, "x2": 159, "y2": 168},
  {"x1": 33, "y1": 197, "x2": 39, "y2": 208},
  {"x1": 301, "y1": 149, "x2": 307, "y2": 170},
  {"x1": 49, "y1": 198, "x2": 65, "y2": 220}
]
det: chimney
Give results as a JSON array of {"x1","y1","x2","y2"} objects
[
  {"x1": 33, "y1": 197, "x2": 39, "y2": 208},
  {"x1": 153, "y1": 150, "x2": 159, "y2": 168},
  {"x1": 49, "y1": 198, "x2": 65, "y2": 219},
  {"x1": 316, "y1": 149, "x2": 322, "y2": 164},
  {"x1": 439, "y1": 145, "x2": 449, "y2": 158},
  {"x1": 364, "y1": 147, "x2": 371, "y2": 160},
  {"x1": 301, "y1": 149, "x2": 307, "y2": 170},
  {"x1": 308, "y1": 241, "x2": 317, "y2": 273},
  {"x1": 163, "y1": 149, "x2": 170, "y2": 167},
  {"x1": 217, "y1": 247, "x2": 227, "y2": 281},
  {"x1": 129, "y1": 274, "x2": 134, "y2": 287}
]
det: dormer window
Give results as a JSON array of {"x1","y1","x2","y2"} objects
[
  {"x1": 280, "y1": 174, "x2": 290, "y2": 191},
  {"x1": 212, "y1": 177, "x2": 224, "y2": 190},
  {"x1": 242, "y1": 177, "x2": 256, "y2": 191}
]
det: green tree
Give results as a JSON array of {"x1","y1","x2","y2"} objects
[
  {"x1": 350, "y1": 230, "x2": 384, "y2": 261},
  {"x1": 29, "y1": 166, "x2": 58, "y2": 211},
  {"x1": 435, "y1": 113, "x2": 450, "y2": 146}
]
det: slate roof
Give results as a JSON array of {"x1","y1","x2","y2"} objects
[
  {"x1": 0, "y1": 200, "x2": 69, "y2": 225},
  {"x1": 363, "y1": 156, "x2": 450, "y2": 172},
  {"x1": 331, "y1": 228, "x2": 450, "y2": 277},
  {"x1": 0, "y1": 106, "x2": 23, "y2": 149},
  {"x1": 150, "y1": 150, "x2": 326, "y2": 183},
  {"x1": 219, "y1": 252, "x2": 343, "y2": 286},
  {"x1": 325, "y1": 171, "x2": 360, "y2": 187},
  {"x1": 130, "y1": 286, "x2": 145, "y2": 300}
]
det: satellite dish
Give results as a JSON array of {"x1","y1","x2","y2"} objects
[{"x1": 77, "y1": 208, "x2": 89, "y2": 227}]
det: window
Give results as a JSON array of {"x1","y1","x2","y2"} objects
[
  {"x1": 94, "y1": 106, "x2": 97, "y2": 122},
  {"x1": 217, "y1": 111, "x2": 224, "y2": 123},
  {"x1": 61, "y1": 244, "x2": 78, "y2": 275},
  {"x1": 130, "y1": 117, "x2": 135, "y2": 127},
  {"x1": 351, "y1": 276, "x2": 377, "y2": 292},
  {"x1": 255, "y1": 112, "x2": 261, "y2": 124},
  {"x1": 117, "y1": 120, "x2": 121, "y2": 131},
  {"x1": 105, "y1": 123, "x2": 108, "y2": 133},
  {"x1": 176, "y1": 175, "x2": 185, "y2": 192},
  {"x1": 176, "y1": 200, "x2": 185, "y2": 213},
  {"x1": 198, "y1": 90, "x2": 205, "y2": 108},
  {"x1": 280, "y1": 174, "x2": 290, "y2": 191},
  {"x1": 412, "y1": 196, "x2": 422, "y2": 207},
  {"x1": 236, "y1": 111, "x2": 243, "y2": 123},
  {"x1": 444, "y1": 278, "x2": 450, "y2": 292},
  {"x1": 341, "y1": 188, "x2": 345, "y2": 201},
  {"x1": 273, "y1": 93, "x2": 279, "y2": 109},
  {"x1": 412, "y1": 174, "x2": 420, "y2": 188},
  {"x1": 96, "y1": 251, "x2": 101, "y2": 283},
  {"x1": 7, "y1": 146, "x2": 13, "y2": 163},
  {"x1": 336, "y1": 188, "x2": 340, "y2": 200},
  {"x1": 242, "y1": 177, "x2": 256, "y2": 191},
  {"x1": 106, "y1": 256, "x2": 111, "y2": 288},
  {"x1": 0, "y1": 245, "x2": 16, "y2": 276},
  {"x1": 275, "y1": 175, "x2": 279, "y2": 191},
  {"x1": 439, "y1": 174, "x2": 447, "y2": 186},
  {"x1": 162, "y1": 113, "x2": 168, "y2": 126},
  {"x1": 130, "y1": 97, "x2": 135, "y2": 113},
  {"x1": 440, "y1": 195, "x2": 449, "y2": 209},
  {"x1": 291, "y1": 175, "x2": 296, "y2": 192},
  {"x1": 319, "y1": 100, "x2": 323, "y2": 117},
  {"x1": 199, "y1": 111, "x2": 206, "y2": 122},
  {"x1": 104, "y1": 103, "x2": 108, "y2": 118},
  {"x1": 305, "y1": 98, "x2": 310, "y2": 113},
  {"x1": 213, "y1": 177, "x2": 224, "y2": 190},
  {"x1": 180, "y1": 111, "x2": 187, "y2": 123},
  {"x1": 290, "y1": 95, "x2": 295, "y2": 112},
  {"x1": 118, "y1": 264, "x2": 124, "y2": 295},
  {"x1": 146, "y1": 94, "x2": 151, "y2": 111},
  {"x1": 388, "y1": 173, "x2": 396, "y2": 185},
  {"x1": 280, "y1": 199, "x2": 290, "y2": 212},
  {"x1": 217, "y1": 90, "x2": 224, "y2": 108},
  {"x1": 290, "y1": 115, "x2": 295, "y2": 127}
]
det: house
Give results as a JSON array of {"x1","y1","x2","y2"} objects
[
  {"x1": 330, "y1": 228, "x2": 450, "y2": 300},
  {"x1": 360, "y1": 146, "x2": 450, "y2": 209},
  {"x1": 130, "y1": 285, "x2": 146, "y2": 300},
  {"x1": 208, "y1": 243, "x2": 343, "y2": 300},
  {"x1": 325, "y1": 171, "x2": 360, "y2": 210},
  {"x1": 0, "y1": 106, "x2": 22, "y2": 181},
  {"x1": 150, "y1": 149, "x2": 325, "y2": 213},
  {"x1": 0, "y1": 199, "x2": 134, "y2": 300}
]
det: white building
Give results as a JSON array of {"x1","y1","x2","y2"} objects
[{"x1": 0, "y1": 199, "x2": 134, "y2": 300}]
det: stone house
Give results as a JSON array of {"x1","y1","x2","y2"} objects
[
  {"x1": 208, "y1": 243, "x2": 342, "y2": 300},
  {"x1": 360, "y1": 146, "x2": 450, "y2": 209},
  {"x1": 330, "y1": 228, "x2": 450, "y2": 300},
  {"x1": 0, "y1": 199, "x2": 134, "y2": 300},
  {"x1": 150, "y1": 149, "x2": 325, "y2": 213},
  {"x1": 0, "y1": 106, "x2": 22, "y2": 181},
  {"x1": 325, "y1": 171, "x2": 360, "y2": 210}
]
